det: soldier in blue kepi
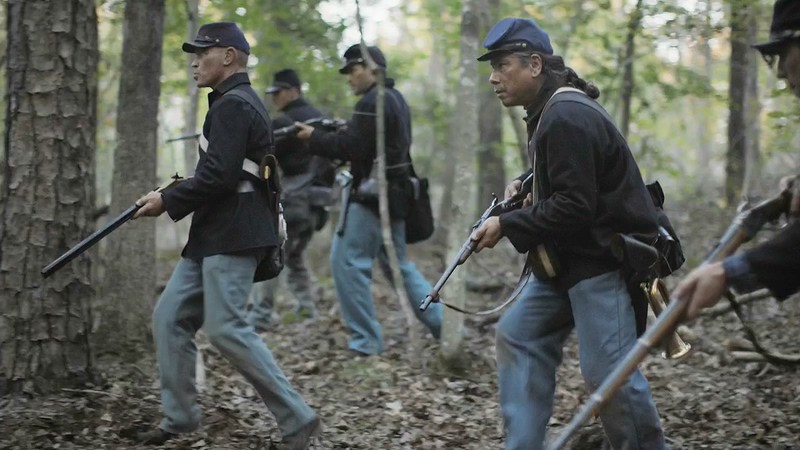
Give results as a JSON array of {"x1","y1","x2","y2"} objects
[
  {"x1": 469, "y1": 18, "x2": 669, "y2": 450},
  {"x1": 132, "y1": 22, "x2": 321, "y2": 449},
  {"x1": 293, "y1": 44, "x2": 443, "y2": 356},
  {"x1": 247, "y1": 68, "x2": 337, "y2": 331}
]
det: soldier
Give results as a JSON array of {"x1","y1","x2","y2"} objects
[
  {"x1": 470, "y1": 18, "x2": 668, "y2": 450},
  {"x1": 676, "y1": 0, "x2": 800, "y2": 319},
  {"x1": 247, "y1": 69, "x2": 335, "y2": 331},
  {"x1": 294, "y1": 44, "x2": 443, "y2": 356},
  {"x1": 132, "y1": 23, "x2": 320, "y2": 448}
]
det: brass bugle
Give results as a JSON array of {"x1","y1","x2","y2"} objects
[{"x1": 645, "y1": 278, "x2": 691, "y2": 360}]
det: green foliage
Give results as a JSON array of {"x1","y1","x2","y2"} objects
[
  {"x1": 85, "y1": 0, "x2": 799, "y2": 205},
  {"x1": 207, "y1": 0, "x2": 349, "y2": 113}
]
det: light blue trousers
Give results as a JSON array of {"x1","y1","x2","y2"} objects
[
  {"x1": 331, "y1": 202, "x2": 443, "y2": 355},
  {"x1": 152, "y1": 254, "x2": 316, "y2": 436},
  {"x1": 495, "y1": 271, "x2": 667, "y2": 450}
]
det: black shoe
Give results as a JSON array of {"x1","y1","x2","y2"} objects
[
  {"x1": 135, "y1": 428, "x2": 176, "y2": 446},
  {"x1": 272, "y1": 416, "x2": 322, "y2": 450}
]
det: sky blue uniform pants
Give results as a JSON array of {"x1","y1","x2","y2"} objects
[
  {"x1": 331, "y1": 202, "x2": 443, "y2": 355},
  {"x1": 152, "y1": 254, "x2": 316, "y2": 437},
  {"x1": 495, "y1": 270, "x2": 667, "y2": 450}
]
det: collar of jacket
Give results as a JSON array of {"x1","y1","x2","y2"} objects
[
  {"x1": 281, "y1": 97, "x2": 309, "y2": 112},
  {"x1": 362, "y1": 77, "x2": 397, "y2": 96},
  {"x1": 209, "y1": 72, "x2": 251, "y2": 105},
  {"x1": 523, "y1": 75, "x2": 562, "y2": 131}
]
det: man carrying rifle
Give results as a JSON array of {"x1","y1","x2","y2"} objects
[
  {"x1": 469, "y1": 18, "x2": 668, "y2": 450},
  {"x1": 132, "y1": 23, "x2": 320, "y2": 448},
  {"x1": 247, "y1": 69, "x2": 336, "y2": 330},
  {"x1": 675, "y1": 0, "x2": 800, "y2": 319},
  {"x1": 294, "y1": 44, "x2": 443, "y2": 356}
]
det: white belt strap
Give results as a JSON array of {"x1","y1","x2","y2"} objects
[{"x1": 199, "y1": 132, "x2": 261, "y2": 178}]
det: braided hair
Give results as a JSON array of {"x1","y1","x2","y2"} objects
[{"x1": 517, "y1": 52, "x2": 600, "y2": 99}]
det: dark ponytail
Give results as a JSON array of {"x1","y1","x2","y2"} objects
[{"x1": 534, "y1": 52, "x2": 601, "y2": 99}]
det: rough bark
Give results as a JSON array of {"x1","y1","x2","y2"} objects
[
  {"x1": 476, "y1": 0, "x2": 504, "y2": 214},
  {"x1": 726, "y1": 0, "x2": 754, "y2": 205},
  {"x1": 183, "y1": 0, "x2": 199, "y2": 176},
  {"x1": 693, "y1": 0, "x2": 715, "y2": 196},
  {"x1": 440, "y1": 0, "x2": 480, "y2": 368},
  {"x1": 619, "y1": 0, "x2": 643, "y2": 140},
  {"x1": 507, "y1": 107, "x2": 528, "y2": 168},
  {"x1": 1, "y1": 0, "x2": 98, "y2": 394},
  {"x1": 100, "y1": 0, "x2": 164, "y2": 351},
  {"x1": 741, "y1": 2, "x2": 761, "y2": 197}
]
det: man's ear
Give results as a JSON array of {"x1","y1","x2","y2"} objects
[
  {"x1": 529, "y1": 54, "x2": 543, "y2": 78},
  {"x1": 223, "y1": 47, "x2": 236, "y2": 66}
]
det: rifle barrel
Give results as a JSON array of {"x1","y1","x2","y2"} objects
[
  {"x1": 41, "y1": 205, "x2": 140, "y2": 278},
  {"x1": 418, "y1": 239, "x2": 475, "y2": 311}
]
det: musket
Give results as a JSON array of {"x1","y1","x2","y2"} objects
[
  {"x1": 165, "y1": 133, "x2": 200, "y2": 143},
  {"x1": 41, "y1": 173, "x2": 187, "y2": 278},
  {"x1": 273, "y1": 117, "x2": 347, "y2": 141},
  {"x1": 418, "y1": 173, "x2": 534, "y2": 311},
  {"x1": 545, "y1": 189, "x2": 793, "y2": 450}
]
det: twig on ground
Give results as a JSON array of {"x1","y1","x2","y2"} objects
[
  {"x1": 61, "y1": 388, "x2": 121, "y2": 399},
  {"x1": 703, "y1": 289, "x2": 773, "y2": 317}
]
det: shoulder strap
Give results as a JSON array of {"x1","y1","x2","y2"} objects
[
  {"x1": 542, "y1": 88, "x2": 621, "y2": 137},
  {"x1": 223, "y1": 87, "x2": 275, "y2": 178},
  {"x1": 224, "y1": 87, "x2": 273, "y2": 141}
]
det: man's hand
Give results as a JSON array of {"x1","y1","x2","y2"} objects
[
  {"x1": 470, "y1": 216, "x2": 503, "y2": 253},
  {"x1": 672, "y1": 262, "x2": 728, "y2": 321},
  {"x1": 294, "y1": 122, "x2": 315, "y2": 141},
  {"x1": 504, "y1": 179, "x2": 522, "y2": 201},
  {"x1": 133, "y1": 191, "x2": 166, "y2": 219}
]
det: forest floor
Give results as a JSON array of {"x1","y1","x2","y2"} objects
[{"x1": 2, "y1": 200, "x2": 800, "y2": 450}]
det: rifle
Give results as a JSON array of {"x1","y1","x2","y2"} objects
[
  {"x1": 41, "y1": 173, "x2": 187, "y2": 278},
  {"x1": 273, "y1": 117, "x2": 346, "y2": 140},
  {"x1": 418, "y1": 173, "x2": 534, "y2": 311},
  {"x1": 545, "y1": 189, "x2": 793, "y2": 450},
  {"x1": 165, "y1": 133, "x2": 200, "y2": 143}
]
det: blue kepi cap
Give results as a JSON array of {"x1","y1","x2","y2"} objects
[
  {"x1": 182, "y1": 22, "x2": 250, "y2": 55},
  {"x1": 477, "y1": 18, "x2": 553, "y2": 61}
]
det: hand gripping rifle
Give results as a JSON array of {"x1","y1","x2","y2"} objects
[
  {"x1": 418, "y1": 173, "x2": 534, "y2": 312},
  {"x1": 41, "y1": 173, "x2": 187, "y2": 278},
  {"x1": 545, "y1": 189, "x2": 793, "y2": 450}
]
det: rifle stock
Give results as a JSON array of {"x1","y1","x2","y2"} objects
[
  {"x1": 41, "y1": 174, "x2": 186, "y2": 278},
  {"x1": 419, "y1": 173, "x2": 534, "y2": 311}
]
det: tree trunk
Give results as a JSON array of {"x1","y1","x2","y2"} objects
[
  {"x1": 726, "y1": 0, "x2": 754, "y2": 205},
  {"x1": 100, "y1": 0, "x2": 165, "y2": 351},
  {"x1": 183, "y1": 0, "x2": 199, "y2": 176},
  {"x1": 619, "y1": 0, "x2": 643, "y2": 139},
  {"x1": 476, "y1": 0, "x2": 504, "y2": 213},
  {"x1": 741, "y1": 2, "x2": 761, "y2": 197},
  {"x1": 1, "y1": 0, "x2": 98, "y2": 394},
  {"x1": 694, "y1": 0, "x2": 715, "y2": 196},
  {"x1": 440, "y1": 0, "x2": 480, "y2": 369},
  {"x1": 507, "y1": 107, "x2": 529, "y2": 169}
]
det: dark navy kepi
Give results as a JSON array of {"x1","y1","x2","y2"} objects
[{"x1": 477, "y1": 17, "x2": 553, "y2": 61}]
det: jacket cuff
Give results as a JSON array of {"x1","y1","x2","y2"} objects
[
  {"x1": 722, "y1": 253, "x2": 761, "y2": 295},
  {"x1": 161, "y1": 190, "x2": 186, "y2": 222}
]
